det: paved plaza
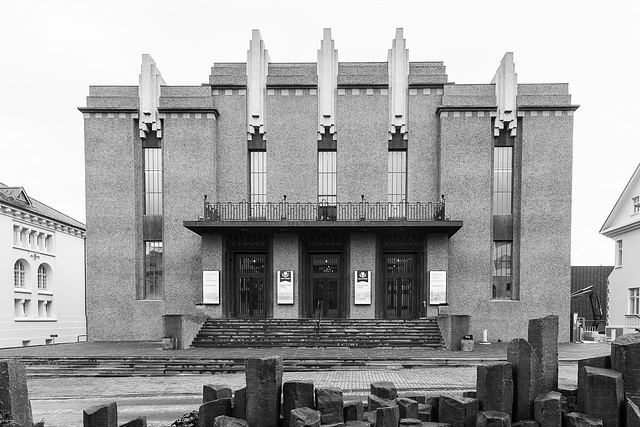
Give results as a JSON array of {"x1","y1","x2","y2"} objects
[{"x1": 0, "y1": 340, "x2": 611, "y2": 427}]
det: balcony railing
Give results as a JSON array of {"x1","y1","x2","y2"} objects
[
  {"x1": 626, "y1": 314, "x2": 640, "y2": 330},
  {"x1": 203, "y1": 197, "x2": 446, "y2": 223}
]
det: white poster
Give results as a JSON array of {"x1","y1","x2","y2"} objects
[
  {"x1": 429, "y1": 270, "x2": 447, "y2": 305},
  {"x1": 277, "y1": 270, "x2": 294, "y2": 304},
  {"x1": 202, "y1": 270, "x2": 220, "y2": 304},
  {"x1": 354, "y1": 270, "x2": 371, "y2": 305}
]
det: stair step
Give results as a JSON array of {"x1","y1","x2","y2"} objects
[{"x1": 192, "y1": 318, "x2": 444, "y2": 349}]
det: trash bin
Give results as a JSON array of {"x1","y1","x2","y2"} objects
[{"x1": 461, "y1": 334, "x2": 474, "y2": 352}]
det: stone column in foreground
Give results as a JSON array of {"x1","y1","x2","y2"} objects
[
  {"x1": 528, "y1": 315, "x2": 559, "y2": 394},
  {"x1": 0, "y1": 359, "x2": 33, "y2": 427},
  {"x1": 245, "y1": 356, "x2": 283, "y2": 427},
  {"x1": 477, "y1": 362, "x2": 513, "y2": 416},
  {"x1": 611, "y1": 333, "x2": 640, "y2": 397},
  {"x1": 582, "y1": 366, "x2": 624, "y2": 427},
  {"x1": 507, "y1": 338, "x2": 541, "y2": 421}
]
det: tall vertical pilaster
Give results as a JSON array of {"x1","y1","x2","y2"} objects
[
  {"x1": 317, "y1": 28, "x2": 338, "y2": 141},
  {"x1": 247, "y1": 29, "x2": 270, "y2": 141},
  {"x1": 388, "y1": 28, "x2": 409, "y2": 141}
]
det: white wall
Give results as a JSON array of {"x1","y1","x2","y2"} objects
[
  {"x1": 0, "y1": 212, "x2": 86, "y2": 348},
  {"x1": 608, "y1": 226, "x2": 640, "y2": 330}
]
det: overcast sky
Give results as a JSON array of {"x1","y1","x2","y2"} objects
[{"x1": 1, "y1": 0, "x2": 638, "y2": 266}]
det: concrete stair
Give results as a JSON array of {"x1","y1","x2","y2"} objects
[{"x1": 191, "y1": 318, "x2": 444, "y2": 348}]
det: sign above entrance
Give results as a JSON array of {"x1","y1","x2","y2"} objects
[
  {"x1": 354, "y1": 270, "x2": 372, "y2": 305},
  {"x1": 429, "y1": 270, "x2": 447, "y2": 305},
  {"x1": 277, "y1": 270, "x2": 294, "y2": 304},
  {"x1": 203, "y1": 270, "x2": 220, "y2": 304}
]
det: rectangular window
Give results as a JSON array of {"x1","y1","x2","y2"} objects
[
  {"x1": 144, "y1": 241, "x2": 163, "y2": 300},
  {"x1": 144, "y1": 148, "x2": 163, "y2": 215},
  {"x1": 318, "y1": 151, "x2": 337, "y2": 205},
  {"x1": 630, "y1": 288, "x2": 640, "y2": 315},
  {"x1": 616, "y1": 240, "x2": 623, "y2": 267},
  {"x1": 634, "y1": 196, "x2": 640, "y2": 214},
  {"x1": 493, "y1": 147, "x2": 513, "y2": 215},
  {"x1": 250, "y1": 151, "x2": 267, "y2": 204},
  {"x1": 388, "y1": 150, "x2": 407, "y2": 217},
  {"x1": 492, "y1": 241, "x2": 513, "y2": 300}
]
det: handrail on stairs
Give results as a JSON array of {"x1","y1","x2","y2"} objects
[{"x1": 315, "y1": 300, "x2": 323, "y2": 347}]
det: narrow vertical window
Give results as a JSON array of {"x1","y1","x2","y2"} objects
[
  {"x1": 492, "y1": 241, "x2": 512, "y2": 300},
  {"x1": 250, "y1": 151, "x2": 267, "y2": 204},
  {"x1": 144, "y1": 148, "x2": 163, "y2": 215},
  {"x1": 14, "y1": 260, "x2": 25, "y2": 288},
  {"x1": 630, "y1": 288, "x2": 640, "y2": 315},
  {"x1": 616, "y1": 240, "x2": 623, "y2": 267},
  {"x1": 144, "y1": 241, "x2": 163, "y2": 300},
  {"x1": 633, "y1": 196, "x2": 640, "y2": 214},
  {"x1": 37, "y1": 265, "x2": 48, "y2": 289},
  {"x1": 250, "y1": 151, "x2": 267, "y2": 218},
  {"x1": 318, "y1": 151, "x2": 337, "y2": 220},
  {"x1": 388, "y1": 150, "x2": 407, "y2": 218},
  {"x1": 493, "y1": 146, "x2": 513, "y2": 215}
]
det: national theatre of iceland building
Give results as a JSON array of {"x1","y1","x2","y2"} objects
[{"x1": 80, "y1": 29, "x2": 576, "y2": 344}]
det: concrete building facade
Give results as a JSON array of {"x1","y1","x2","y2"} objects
[
  {"x1": 0, "y1": 183, "x2": 86, "y2": 348},
  {"x1": 81, "y1": 29, "x2": 576, "y2": 342}
]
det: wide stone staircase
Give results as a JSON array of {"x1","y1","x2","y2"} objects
[{"x1": 191, "y1": 318, "x2": 445, "y2": 348}]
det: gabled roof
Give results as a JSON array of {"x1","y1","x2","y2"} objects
[
  {"x1": 0, "y1": 181, "x2": 85, "y2": 231},
  {"x1": 600, "y1": 164, "x2": 640, "y2": 237},
  {"x1": 0, "y1": 186, "x2": 32, "y2": 205}
]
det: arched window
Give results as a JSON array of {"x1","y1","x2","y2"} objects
[
  {"x1": 37, "y1": 265, "x2": 48, "y2": 289},
  {"x1": 14, "y1": 261, "x2": 25, "y2": 287}
]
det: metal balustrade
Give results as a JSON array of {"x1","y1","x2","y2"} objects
[{"x1": 202, "y1": 197, "x2": 446, "y2": 222}]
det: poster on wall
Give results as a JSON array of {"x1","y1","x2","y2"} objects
[
  {"x1": 354, "y1": 270, "x2": 371, "y2": 305},
  {"x1": 429, "y1": 270, "x2": 447, "y2": 305},
  {"x1": 202, "y1": 270, "x2": 220, "y2": 304},
  {"x1": 277, "y1": 270, "x2": 294, "y2": 304}
]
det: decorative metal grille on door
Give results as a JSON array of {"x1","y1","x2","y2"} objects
[
  {"x1": 385, "y1": 255, "x2": 414, "y2": 319},
  {"x1": 311, "y1": 255, "x2": 340, "y2": 318},
  {"x1": 237, "y1": 255, "x2": 266, "y2": 318}
]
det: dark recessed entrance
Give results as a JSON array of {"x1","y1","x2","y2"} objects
[
  {"x1": 384, "y1": 254, "x2": 416, "y2": 319},
  {"x1": 235, "y1": 254, "x2": 266, "y2": 318},
  {"x1": 311, "y1": 254, "x2": 340, "y2": 318}
]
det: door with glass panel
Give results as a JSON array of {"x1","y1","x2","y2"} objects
[
  {"x1": 311, "y1": 254, "x2": 340, "y2": 318},
  {"x1": 235, "y1": 254, "x2": 266, "y2": 318},
  {"x1": 384, "y1": 254, "x2": 415, "y2": 319}
]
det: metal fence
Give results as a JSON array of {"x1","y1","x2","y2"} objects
[{"x1": 203, "y1": 198, "x2": 446, "y2": 222}]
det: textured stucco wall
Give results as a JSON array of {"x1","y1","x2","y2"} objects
[
  {"x1": 426, "y1": 233, "x2": 449, "y2": 317},
  {"x1": 200, "y1": 234, "x2": 224, "y2": 318},
  {"x1": 518, "y1": 111, "x2": 573, "y2": 341},
  {"x1": 266, "y1": 90, "x2": 317, "y2": 203},
  {"x1": 408, "y1": 91, "x2": 442, "y2": 202},
  {"x1": 163, "y1": 114, "x2": 217, "y2": 318},
  {"x1": 337, "y1": 89, "x2": 388, "y2": 203},
  {"x1": 439, "y1": 113, "x2": 495, "y2": 337},
  {"x1": 349, "y1": 233, "x2": 376, "y2": 319},
  {"x1": 213, "y1": 91, "x2": 247, "y2": 203},
  {"x1": 272, "y1": 233, "x2": 299, "y2": 318},
  {"x1": 85, "y1": 113, "x2": 140, "y2": 340}
]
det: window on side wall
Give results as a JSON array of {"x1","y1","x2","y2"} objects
[
  {"x1": 144, "y1": 241, "x2": 163, "y2": 300},
  {"x1": 616, "y1": 240, "x2": 623, "y2": 267},
  {"x1": 630, "y1": 288, "x2": 639, "y2": 315},
  {"x1": 37, "y1": 265, "x2": 48, "y2": 289},
  {"x1": 633, "y1": 196, "x2": 640, "y2": 214},
  {"x1": 492, "y1": 241, "x2": 513, "y2": 300},
  {"x1": 14, "y1": 260, "x2": 26, "y2": 287}
]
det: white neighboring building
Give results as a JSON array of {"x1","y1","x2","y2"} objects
[
  {"x1": 600, "y1": 164, "x2": 640, "y2": 335},
  {"x1": 0, "y1": 182, "x2": 86, "y2": 348}
]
